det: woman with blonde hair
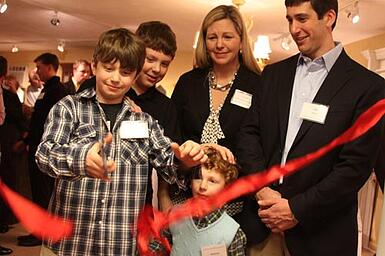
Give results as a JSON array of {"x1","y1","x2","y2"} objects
[{"x1": 158, "y1": 5, "x2": 269, "y2": 253}]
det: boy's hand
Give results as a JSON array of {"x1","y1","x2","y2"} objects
[
  {"x1": 85, "y1": 133, "x2": 116, "y2": 181},
  {"x1": 127, "y1": 97, "x2": 142, "y2": 113},
  {"x1": 171, "y1": 140, "x2": 208, "y2": 168}
]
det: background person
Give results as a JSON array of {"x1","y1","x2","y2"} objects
[
  {"x1": 64, "y1": 59, "x2": 91, "y2": 94},
  {"x1": 0, "y1": 55, "x2": 13, "y2": 255},
  {"x1": 18, "y1": 53, "x2": 68, "y2": 247}
]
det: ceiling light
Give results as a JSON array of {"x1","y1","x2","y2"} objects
[
  {"x1": 346, "y1": 1, "x2": 360, "y2": 24},
  {"x1": 57, "y1": 42, "x2": 65, "y2": 52},
  {"x1": 253, "y1": 35, "x2": 271, "y2": 60},
  {"x1": 11, "y1": 45, "x2": 18, "y2": 53},
  {"x1": 0, "y1": 0, "x2": 8, "y2": 14},
  {"x1": 51, "y1": 11, "x2": 60, "y2": 26}
]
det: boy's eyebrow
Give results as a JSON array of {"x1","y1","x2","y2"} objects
[{"x1": 191, "y1": 166, "x2": 202, "y2": 179}]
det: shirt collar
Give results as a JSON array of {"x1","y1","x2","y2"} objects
[{"x1": 297, "y1": 42, "x2": 343, "y2": 72}]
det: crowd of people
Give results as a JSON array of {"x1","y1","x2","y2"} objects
[{"x1": 0, "y1": 0, "x2": 384, "y2": 255}]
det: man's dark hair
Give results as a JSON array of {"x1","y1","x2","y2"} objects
[
  {"x1": 34, "y1": 53, "x2": 60, "y2": 71},
  {"x1": 0, "y1": 56, "x2": 7, "y2": 78},
  {"x1": 136, "y1": 21, "x2": 177, "y2": 59},
  {"x1": 285, "y1": 0, "x2": 338, "y2": 30}
]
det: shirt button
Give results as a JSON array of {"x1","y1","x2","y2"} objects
[
  {"x1": 101, "y1": 199, "x2": 105, "y2": 204},
  {"x1": 99, "y1": 221, "x2": 103, "y2": 225}
]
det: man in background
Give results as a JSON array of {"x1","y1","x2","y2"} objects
[
  {"x1": 64, "y1": 59, "x2": 91, "y2": 94},
  {"x1": 23, "y1": 69, "x2": 44, "y2": 120},
  {"x1": 0, "y1": 55, "x2": 13, "y2": 255},
  {"x1": 18, "y1": 53, "x2": 68, "y2": 247}
]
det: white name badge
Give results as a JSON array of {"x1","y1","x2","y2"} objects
[
  {"x1": 120, "y1": 121, "x2": 149, "y2": 139},
  {"x1": 201, "y1": 243, "x2": 227, "y2": 256},
  {"x1": 230, "y1": 89, "x2": 252, "y2": 109},
  {"x1": 300, "y1": 102, "x2": 329, "y2": 124},
  {"x1": 37, "y1": 92, "x2": 45, "y2": 100}
]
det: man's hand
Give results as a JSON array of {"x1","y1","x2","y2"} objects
[
  {"x1": 85, "y1": 133, "x2": 116, "y2": 181},
  {"x1": 201, "y1": 143, "x2": 235, "y2": 164},
  {"x1": 255, "y1": 187, "x2": 281, "y2": 201},
  {"x1": 171, "y1": 140, "x2": 208, "y2": 168},
  {"x1": 258, "y1": 198, "x2": 298, "y2": 233}
]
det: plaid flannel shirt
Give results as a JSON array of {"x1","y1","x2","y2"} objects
[{"x1": 36, "y1": 87, "x2": 181, "y2": 256}]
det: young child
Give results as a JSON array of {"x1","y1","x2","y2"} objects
[
  {"x1": 35, "y1": 28, "x2": 206, "y2": 256},
  {"x1": 169, "y1": 147, "x2": 246, "y2": 256}
]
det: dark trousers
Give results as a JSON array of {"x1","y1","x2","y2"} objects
[{"x1": 28, "y1": 147, "x2": 54, "y2": 209}]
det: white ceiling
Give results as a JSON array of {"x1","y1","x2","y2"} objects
[{"x1": 0, "y1": 0, "x2": 384, "y2": 62}]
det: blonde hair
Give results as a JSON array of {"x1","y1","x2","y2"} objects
[{"x1": 195, "y1": 5, "x2": 260, "y2": 74}]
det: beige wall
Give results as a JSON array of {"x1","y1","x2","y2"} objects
[
  {"x1": 158, "y1": 50, "x2": 194, "y2": 97},
  {"x1": 2, "y1": 32, "x2": 384, "y2": 93},
  {"x1": 344, "y1": 32, "x2": 385, "y2": 67}
]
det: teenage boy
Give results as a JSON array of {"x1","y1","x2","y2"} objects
[
  {"x1": 127, "y1": 21, "x2": 181, "y2": 206},
  {"x1": 36, "y1": 28, "x2": 207, "y2": 256},
  {"x1": 129, "y1": 20, "x2": 180, "y2": 142},
  {"x1": 168, "y1": 147, "x2": 246, "y2": 255}
]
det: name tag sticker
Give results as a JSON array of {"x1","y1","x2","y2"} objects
[
  {"x1": 230, "y1": 89, "x2": 252, "y2": 109},
  {"x1": 201, "y1": 243, "x2": 227, "y2": 256},
  {"x1": 120, "y1": 121, "x2": 149, "y2": 139},
  {"x1": 300, "y1": 102, "x2": 329, "y2": 124}
]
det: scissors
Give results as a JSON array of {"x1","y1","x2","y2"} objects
[{"x1": 100, "y1": 139, "x2": 109, "y2": 179}]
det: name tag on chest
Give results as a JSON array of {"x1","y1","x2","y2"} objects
[
  {"x1": 201, "y1": 243, "x2": 227, "y2": 256},
  {"x1": 120, "y1": 121, "x2": 149, "y2": 139},
  {"x1": 230, "y1": 89, "x2": 252, "y2": 109},
  {"x1": 300, "y1": 102, "x2": 329, "y2": 124}
]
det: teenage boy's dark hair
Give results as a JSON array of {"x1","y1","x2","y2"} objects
[
  {"x1": 34, "y1": 53, "x2": 60, "y2": 71},
  {"x1": 93, "y1": 28, "x2": 146, "y2": 73},
  {"x1": 136, "y1": 21, "x2": 177, "y2": 59},
  {"x1": 0, "y1": 56, "x2": 7, "y2": 78},
  {"x1": 285, "y1": 0, "x2": 338, "y2": 30}
]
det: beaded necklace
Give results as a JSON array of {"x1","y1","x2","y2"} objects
[{"x1": 208, "y1": 69, "x2": 238, "y2": 91}]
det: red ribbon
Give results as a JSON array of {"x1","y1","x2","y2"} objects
[
  {"x1": 137, "y1": 99, "x2": 385, "y2": 255},
  {"x1": 0, "y1": 181, "x2": 73, "y2": 242}
]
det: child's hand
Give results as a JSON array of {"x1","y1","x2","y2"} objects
[
  {"x1": 171, "y1": 140, "x2": 208, "y2": 168},
  {"x1": 85, "y1": 133, "x2": 116, "y2": 181},
  {"x1": 127, "y1": 97, "x2": 142, "y2": 113}
]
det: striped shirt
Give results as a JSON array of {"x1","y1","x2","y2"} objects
[{"x1": 36, "y1": 86, "x2": 181, "y2": 255}]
